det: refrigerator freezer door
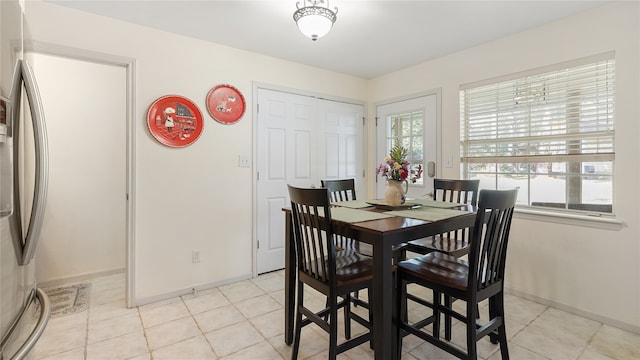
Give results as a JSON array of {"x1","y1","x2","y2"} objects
[{"x1": 7, "y1": 60, "x2": 48, "y2": 266}]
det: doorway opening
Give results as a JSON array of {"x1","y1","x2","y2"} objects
[{"x1": 26, "y1": 46, "x2": 135, "y2": 307}]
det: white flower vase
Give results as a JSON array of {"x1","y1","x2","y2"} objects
[{"x1": 384, "y1": 179, "x2": 408, "y2": 206}]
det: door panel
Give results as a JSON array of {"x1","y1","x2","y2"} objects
[
  {"x1": 293, "y1": 130, "x2": 312, "y2": 181},
  {"x1": 267, "y1": 129, "x2": 285, "y2": 180},
  {"x1": 376, "y1": 94, "x2": 438, "y2": 200},
  {"x1": 325, "y1": 134, "x2": 339, "y2": 178},
  {"x1": 256, "y1": 88, "x2": 364, "y2": 274},
  {"x1": 256, "y1": 89, "x2": 315, "y2": 274},
  {"x1": 317, "y1": 99, "x2": 364, "y2": 194}
]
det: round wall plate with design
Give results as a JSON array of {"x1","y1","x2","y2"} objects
[
  {"x1": 206, "y1": 84, "x2": 246, "y2": 125},
  {"x1": 147, "y1": 95, "x2": 204, "y2": 147}
]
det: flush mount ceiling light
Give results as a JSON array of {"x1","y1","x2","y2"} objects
[{"x1": 293, "y1": 0, "x2": 338, "y2": 41}]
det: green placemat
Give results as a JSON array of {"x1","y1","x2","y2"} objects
[
  {"x1": 384, "y1": 207, "x2": 473, "y2": 222},
  {"x1": 411, "y1": 199, "x2": 467, "y2": 209},
  {"x1": 330, "y1": 207, "x2": 393, "y2": 223},
  {"x1": 333, "y1": 200, "x2": 374, "y2": 209}
]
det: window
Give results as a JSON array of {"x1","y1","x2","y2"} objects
[
  {"x1": 460, "y1": 53, "x2": 615, "y2": 214},
  {"x1": 387, "y1": 111, "x2": 424, "y2": 185}
]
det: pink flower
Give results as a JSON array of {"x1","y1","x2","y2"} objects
[{"x1": 376, "y1": 144, "x2": 423, "y2": 183}]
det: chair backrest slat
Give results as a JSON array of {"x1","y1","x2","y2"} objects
[
  {"x1": 321, "y1": 179, "x2": 356, "y2": 202},
  {"x1": 433, "y1": 179, "x2": 480, "y2": 244},
  {"x1": 469, "y1": 189, "x2": 517, "y2": 292},
  {"x1": 434, "y1": 178, "x2": 480, "y2": 206},
  {"x1": 289, "y1": 185, "x2": 336, "y2": 285}
]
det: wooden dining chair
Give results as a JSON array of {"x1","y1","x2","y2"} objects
[
  {"x1": 401, "y1": 178, "x2": 481, "y2": 339},
  {"x1": 395, "y1": 189, "x2": 517, "y2": 360},
  {"x1": 287, "y1": 185, "x2": 373, "y2": 360}
]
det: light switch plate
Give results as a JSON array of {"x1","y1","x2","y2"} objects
[
  {"x1": 445, "y1": 156, "x2": 453, "y2": 168},
  {"x1": 239, "y1": 155, "x2": 250, "y2": 168}
]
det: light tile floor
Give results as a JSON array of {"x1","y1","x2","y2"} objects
[{"x1": 34, "y1": 270, "x2": 639, "y2": 360}]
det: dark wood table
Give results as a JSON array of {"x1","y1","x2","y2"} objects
[{"x1": 283, "y1": 203, "x2": 477, "y2": 360}]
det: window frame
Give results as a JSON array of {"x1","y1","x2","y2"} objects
[{"x1": 386, "y1": 110, "x2": 425, "y2": 186}]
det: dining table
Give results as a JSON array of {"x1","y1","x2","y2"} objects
[{"x1": 283, "y1": 198, "x2": 478, "y2": 360}]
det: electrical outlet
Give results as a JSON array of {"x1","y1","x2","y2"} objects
[
  {"x1": 238, "y1": 155, "x2": 250, "y2": 168},
  {"x1": 192, "y1": 250, "x2": 200, "y2": 263}
]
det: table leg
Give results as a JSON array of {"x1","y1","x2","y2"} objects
[
  {"x1": 284, "y1": 212, "x2": 294, "y2": 345},
  {"x1": 372, "y1": 241, "x2": 395, "y2": 360}
]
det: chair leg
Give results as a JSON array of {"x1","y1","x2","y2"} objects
[
  {"x1": 329, "y1": 294, "x2": 338, "y2": 360},
  {"x1": 395, "y1": 277, "x2": 405, "y2": 360},
  {"x1": 433, "y1": 290, "x2": 441, "y2": 340},
  {"x1": 466, "y1": 298, "x2": 478, "y2": 360},
  {"x1": 291, "y1": 282, "x2": 304, "y2": 360},
  {"x1": 368, "y1": 287, "x2": 374, "y2": 350},
  {"x1": 344, "y1": 293, "x2": 352, "y2": 340},
  {"x1": 488, "y1": 295, "x2": 499, "y2": 344},
  {"x1": 401, "y1": 281, "x2": 409, "y2": 323},
  {"x1": 444, "y1": 295, "x2": 452, "y2": 340},
  {"x1": 496, "y1": 293, "x2": 509, "y2": 359},
  {"x1": 489, "y1": 293, "x2": 510, "y2": 359}
]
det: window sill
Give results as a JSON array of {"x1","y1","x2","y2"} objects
[{"x1": 514, "y1": 208, "x2": 624, "y2": 230}]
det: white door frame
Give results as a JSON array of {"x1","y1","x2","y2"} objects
[
  {"x1": 251, "y1": 82, "x2": 367, "y2": 277},
  {"x1": 374, "y1": 89, "x2": 442, "y2": 198},
  {"x1": 25, "y1": 41, "x2": 136, "y2": 307}
]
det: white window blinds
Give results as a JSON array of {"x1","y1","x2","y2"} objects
[{"x1": 460, "y1": 53, "x2": 615, "y2": 165}]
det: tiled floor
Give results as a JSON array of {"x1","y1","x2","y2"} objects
[{"x1": 34, "y1": 270, "x2": 639, "y2": 360}]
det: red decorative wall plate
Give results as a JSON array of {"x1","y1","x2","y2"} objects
[
  {"x1": 206, "y1": 84, "x2": 246, "y2": 125},
  {"x1": 147, "y1": 95, "x2": 204, "y2": 147}
]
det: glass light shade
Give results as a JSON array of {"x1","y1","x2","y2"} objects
[
  {"x1": 293, "y1": 2, "x2": 337, "y2": 41},
  {"x1": 296, "y1": 14, "x2": 333, "y2": 41}
]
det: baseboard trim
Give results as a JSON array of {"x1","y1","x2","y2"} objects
[
  {"x1": 38, "y1": 267, "x2": 125, "y2": 289},
  {"x1": 132, "y1": 272, "x2": 254, "y2": 307},
  {"x1": 506, "y1": 287, "x2": 640, "y2": 335}
]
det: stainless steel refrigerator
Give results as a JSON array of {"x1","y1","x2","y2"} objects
[{"x1": 1, "y1": 1, "x2": 51, "y2": 359}]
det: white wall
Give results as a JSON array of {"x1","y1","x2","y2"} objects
[
  {"x1": 23, "y1": 1, "x2": 367, "y2": 303},
  {"x1": 368, "y1": 1, "x2": 639, "y2": 332}
]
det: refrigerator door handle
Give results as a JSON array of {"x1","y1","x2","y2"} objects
[
  {"x1": 11, "y1": 288, "x2": 51, "y2": 360},
  {"x1": 8, "y1": 59, "x2": 49, "y2": 266},
  {"x1": 0, "y1": 288, "x2": 51, "y2": 360}
]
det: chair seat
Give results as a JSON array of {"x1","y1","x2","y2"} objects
[
  {"x1": 397, "y1": 252, "x2": 469, "y2": 291},
  {"x1": 406, "y1": 235, "x2": 470, "y2": 257},
  {"x1": 335, "y1": 250, "x2": 373, "y2": 286}
]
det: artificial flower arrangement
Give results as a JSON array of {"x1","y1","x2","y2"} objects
[{"x1": 376, "y1": 143, "x2": 423, "y2": 183}]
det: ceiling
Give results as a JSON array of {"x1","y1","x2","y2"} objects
[{"x1": 49, "y1": 1, "x2": 607, "y2": 79}]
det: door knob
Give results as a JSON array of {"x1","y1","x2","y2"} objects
[{"x1": 427, "y1": 161, "x2": 436, "y2": 178}]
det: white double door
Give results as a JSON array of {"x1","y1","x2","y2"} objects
[{"x1": 256, "y1": 88, "x2": 364, "y2": 274}]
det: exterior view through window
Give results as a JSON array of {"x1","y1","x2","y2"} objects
[
  {"x1": 387, "y1": 111, "x2": 424, "y2": 185},
  {"x1": 460, "y1": 53, "x2": 615, "y2": 214}
]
